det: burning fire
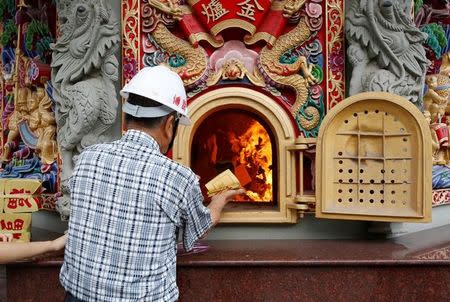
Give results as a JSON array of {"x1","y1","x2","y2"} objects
[
  {"x1": 192, "y1": 110, "x2": 274, "y2": 203},
  {"x1": 232, "y1": 121, "x2": 272, "y2": 202}
]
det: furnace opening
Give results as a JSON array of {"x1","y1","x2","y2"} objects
[{"x1": 191, "y1": 109, "x2": 277, "y2": 205}]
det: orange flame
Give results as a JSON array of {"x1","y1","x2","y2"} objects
[{"x1": 232, "y1": 121, "x2": 272, "y2": 202}]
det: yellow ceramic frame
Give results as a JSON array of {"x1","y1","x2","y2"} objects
[{"x1": 173, "y1": 87, "x2": 300, "y2": 223}]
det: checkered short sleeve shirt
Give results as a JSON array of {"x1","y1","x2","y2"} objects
[{"x1": 60, "y1": 130, "x2": 212, "y2": 302}]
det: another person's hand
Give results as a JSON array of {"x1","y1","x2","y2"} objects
[
  {"x1": 51, "y1": 234, "x2": 67, "y2": 252},
  {"x1": 28, "y1": 234, "x2": 68, "y2": 262},
  {"x1": 0, "y1": 233, "x2": 13, "y2": 242}
]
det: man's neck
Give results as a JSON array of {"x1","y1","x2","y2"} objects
[{"x1": 127, "y1": 123, "x2": 164, "y2": 152}]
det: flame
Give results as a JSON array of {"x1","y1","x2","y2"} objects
[{"x1": 232, "y1": 121, "x2": 272, "y2": 202}]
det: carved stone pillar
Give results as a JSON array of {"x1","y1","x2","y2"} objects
[
  {"x1": 345, "y1": 0, "x2": 429, "y2": 107},
  {"x1": 51, "y1": 0, "x2": 120, "y2": 219}
]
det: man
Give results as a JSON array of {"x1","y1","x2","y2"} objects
[{"x1": 60, "y1": 66, "x2": 244, "y2": 301}]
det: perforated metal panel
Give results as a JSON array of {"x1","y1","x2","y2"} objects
[{"x1": 316, "y1": 92, "x2": 432, "y2": 222}]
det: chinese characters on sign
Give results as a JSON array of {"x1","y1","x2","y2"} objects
[
  {"x1": 196, "y1": 0, "x2": 269, "y2": 27},
  {"x1": 202, "y1": 0, "x2": 230, "y2": 23},
  {"x1": 237, "y1": 0, "x2": 264, "y2": 21}
]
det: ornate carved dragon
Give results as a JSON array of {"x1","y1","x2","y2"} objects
[
  {"x1": 258, "y1": 16, "x2": 318, "y2": 130},
  {"x1": 151, "y1": 23, "x2": 208, "y2": 88},
  {"x1": 146, "y1": 0, "x2": 208, "y2": 89},
  {"x1": 346, "y1": 0, "x2": 429, "y2": 105},
  {"x1": 51, "y1": 0, "x2": 120, "y2": 219}
]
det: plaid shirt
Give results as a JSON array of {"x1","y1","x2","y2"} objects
[{"x1": 60, "y1": 130, "x2": 212, "y2": 301}]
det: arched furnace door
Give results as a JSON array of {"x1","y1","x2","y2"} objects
[{"x1": 316, "y1": 92, "x2": 432, "y2": 222}]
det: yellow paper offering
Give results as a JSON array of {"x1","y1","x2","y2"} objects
[
  {"x1": 15, "y1": 231, "x2": 31, "y2": 242},
  {"x1": 3, "y1": 179, "x2": 42, "y2": 213},
  {"x1": 205, "y1": 169, "x2": 241, "y2": 197},
  {"x1": 10, "y1": 231, "x2": 31, "y2": 242},
  {"x1": 0, "y1": 213, "x2": 32, "y2": 234}
]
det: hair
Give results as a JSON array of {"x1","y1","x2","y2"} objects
[{"x1": 124, "y1": 93, "x2": 173, "y2": 129}]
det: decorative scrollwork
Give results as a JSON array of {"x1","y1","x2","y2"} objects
[
  {"x1": 122, "y1": 0, "x2": 140, "y2": 84},
  {"x1": 432, "y1": 189, "x2": 450, "y2": 207},
  {"x1": 326, "y1": 0, "x2": 345, "y2": 109}
]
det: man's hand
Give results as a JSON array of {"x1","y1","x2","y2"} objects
[
  {"x1": 208, "y1": 188, "x2": 246, "y2": 225},
  {"x1": 212, "y1": 188, "x2": 246, "y2": 203}
]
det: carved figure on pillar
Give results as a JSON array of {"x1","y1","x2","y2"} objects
[
  {"x1": 424, "y1": 74, "x2": 449, "y2": 123},
  {"x1": 423, "y1": 51, "x2": 450, "y2": 190},
  {"x1": 425, "y1": 53, "x2": 450, "y2": 166},
  {"x1": 27, "y1": 88, "x2": 42, "y2": 134},
  {"x1": 346, "y1": 0, "x2": 429, "y2": 106},
  {"x1": 1, "y1": 87, "x2": 30, "y2": 162},
  {"x1": 51, "y1": 0, "x2": 120, "y2": 219},
  {"x1": 35, "y1": 86, "x2": 58, "y2": 167}
]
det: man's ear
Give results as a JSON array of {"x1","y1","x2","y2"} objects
[{"x1": 163, "y1": 114, "x2": 175, "y2": 138}]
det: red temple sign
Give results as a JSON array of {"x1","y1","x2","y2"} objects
[{"x1": 188, "y1": 0, "x2": 271, "y2": 36}]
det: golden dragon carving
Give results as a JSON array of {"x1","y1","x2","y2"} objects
[
  {"x1": 147, "y1": 0, "x2": 208, "y2": 88},
  {"x1": 151, "y1": 23, "x2": 208, "y2": 87},
  {"x1": 259, "y1": 18, "x2": 320, "y2": 131}
]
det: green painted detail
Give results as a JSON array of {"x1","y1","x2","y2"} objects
[
  {"x1": 421, "y1": 23, "x2": 448, "y2": 59},
  {"x1": 0, "y1": 19, "x2": 17, "y2": 46},
  {"x1": 168, "y1": 54, "x2": 186, "y2": 68},
  {"x1": 414, "y1": 0, "x2": 423, "y2": 17},
  {"x1": 0, "y1": 0, "x2": 15, "y2": 17},
  {"x1": 294, "y1": 91, "x2": 325, "y2": 138},
  {"x1": 311, "y1": 65, "x2": 323, "y2": 84},
  {"x1": 279, "y1": 50, "x2": 297, "y2": 64},
  {"x1": 36, "y1": 36, "x2": 54, "y2": 59},
  {"x1": 25, "y1": 20, "x2": 53, "y2": 59},
  {"x1": 6, "y1": 94, "x2": 13, "y2": 104}
]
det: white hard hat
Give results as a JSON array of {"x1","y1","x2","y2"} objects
[{"x1": 120, "y1": 65, "x2": 191, "y2": 125}]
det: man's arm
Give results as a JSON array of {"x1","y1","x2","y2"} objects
[{"x1": 0, "y1": 234, "x2": 67, "y2": 264}]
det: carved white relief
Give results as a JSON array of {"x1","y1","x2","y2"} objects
[
  {"x1": 51, "y1": 0, "x2": 120, "y2": 219},
  {"x1": 346, "y1": 0, "x2": 429, "y2": 106}
]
